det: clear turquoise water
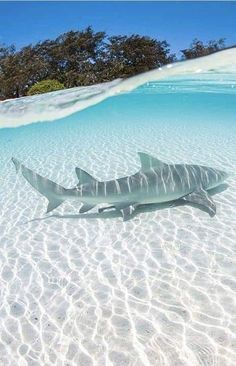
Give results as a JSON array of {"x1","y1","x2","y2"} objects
[{"x1": 0, "y1": 52, "x2": 236, "y2": 365}]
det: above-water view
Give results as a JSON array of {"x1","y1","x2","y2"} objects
[{"x1": 0, "y1": 47, "x2": 236, "y2": 365}]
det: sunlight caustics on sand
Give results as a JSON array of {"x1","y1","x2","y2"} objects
[{"x1": 0, "y1": 49, "x2": 236, "y2": 365}]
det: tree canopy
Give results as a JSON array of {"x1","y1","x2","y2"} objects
[
  {"x1": 180, "y1": 38, "x2": 226, "y2": 60},
  {"x1": 0, "y1": 27, "x2": 228, "y2": 100}
]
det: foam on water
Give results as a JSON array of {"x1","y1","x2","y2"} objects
[{"x1": 0, "y1": 49, "x2": 236, "y2": 365}]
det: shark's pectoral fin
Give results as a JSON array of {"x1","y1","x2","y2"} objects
[
  {"x1": 79, "y1": 203, "x2": 96, "y2": 213},
  {"x1": 182, "y1": 188, "x2": 216, "y2": 217}
]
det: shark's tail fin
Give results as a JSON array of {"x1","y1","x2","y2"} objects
[
  {"x1": 12, "y1": 157, "x2": 21, "y2": 173},
  {"x1": 12, "y1": 157, "x2": 65, "y2": 213}
]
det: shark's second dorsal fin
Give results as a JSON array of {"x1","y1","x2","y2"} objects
[
  {"x1": 138, "y1": 152, "x2": 166, "y2": 171},
  {"x1": 75, "y1": 167, "x2": 98, "y2": 185}
]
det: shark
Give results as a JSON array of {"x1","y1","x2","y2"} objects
[{"x1": 11, "y1": 153, "x2": 229, "y2": 221}]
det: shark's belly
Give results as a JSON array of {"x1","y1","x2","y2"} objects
[
  {"x1": 135, "y1": 178, "x2": 195, "y2": 204},
  {"x1": 139, "y1": 192, "x2": 185, "y2": 205}
]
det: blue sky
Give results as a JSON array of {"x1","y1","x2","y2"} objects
[{"x1": 0, "y1": 1, "x2": 236, "y2": 55}]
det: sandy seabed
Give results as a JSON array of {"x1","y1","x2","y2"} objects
[{"x1": 0, "y1": 92, "x2": 236, "y2": 366}]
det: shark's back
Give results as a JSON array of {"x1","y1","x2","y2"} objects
[{"x1": 112, "y1": 159, "x2": 227, "y2": 204}]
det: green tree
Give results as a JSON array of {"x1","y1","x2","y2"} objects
[
  {"x1": 181, "y1": 38, "x2": 226, "y2": 60},
  {"x1": 0, "y1": 44, "x2": 49, "y2": 98},
  {"x1": 104, "y1": 35, "x2": 175, "y2": 79},
  {"x1": 1, "y1": 27, "x2": 228, "y2": 101},
  {"x1": 48, "y1": 27, "x2": 107, "y2": 87},
  {"x1": 0, "y1": 28, "x2": 177, "y2": 100},
  {"x1": 0, "y1": 44, "x2": 17, "y2": 99},
  {"x1": 27, "y1": 79, "x2": 65, "y2": 96}
]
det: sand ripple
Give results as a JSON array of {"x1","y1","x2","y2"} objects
[{"x1": 0, "y1": 91, "x2": 236, "y2": 365}]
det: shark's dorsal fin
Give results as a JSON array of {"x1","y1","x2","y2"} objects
[
  {"x1": 138, "y1": 152, "x2": 166, "y2": 171},
  {"x1": 75, "y1": 167, "x2": 98, "y2": 185}
]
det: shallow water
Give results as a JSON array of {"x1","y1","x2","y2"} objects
[{"x1": 0, "y1": 49, "x2": 236, "y2": 365}]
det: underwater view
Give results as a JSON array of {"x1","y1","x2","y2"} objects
[{"x1": 0, "y1": 48, "x2": 236, "y2": 365}]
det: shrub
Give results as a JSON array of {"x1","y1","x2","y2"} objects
[{"x1": 27, "y1": 79, "x2": 65, "y2": 96}]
